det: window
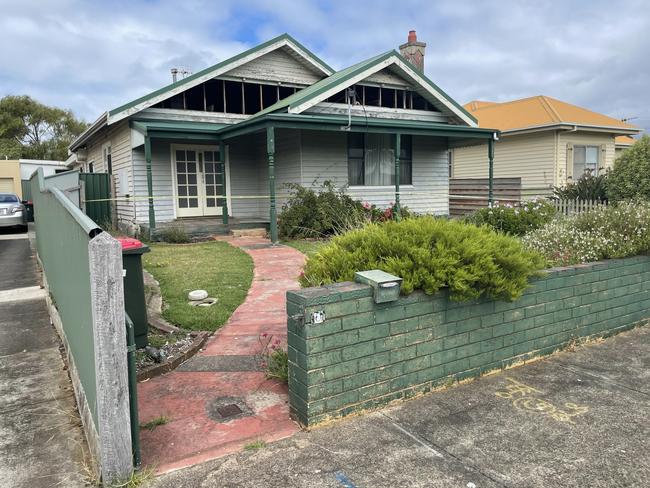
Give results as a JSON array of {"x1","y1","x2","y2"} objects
[
  {"x1": 573, "y1": 145, "x2": 599, "y2": 177},
  {"x1": 347, "y1": 133, "x2": 412, "y2": 186},
  {"x1": 103, "y1": 144, "x2": 112, "y2": 174}
]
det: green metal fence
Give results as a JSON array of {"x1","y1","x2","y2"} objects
[{"x1": 80, "y1": 173, "x2": 111, "y2": 225}]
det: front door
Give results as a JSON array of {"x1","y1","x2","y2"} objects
[{"x1": 173, "y1": 146, "x2": 227, "y2": 218}]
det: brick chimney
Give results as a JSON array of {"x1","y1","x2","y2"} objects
[{"x1": 399, "y1": 30, "x2": 426, "y2": 71}]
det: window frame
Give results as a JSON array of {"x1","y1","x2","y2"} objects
[
  {"x1": 102, "y1": 142, "x2": 112, "y2": 174},
  {"x1": 573, "y1": 144, "x2": 599, "y2": 178},
  {"x1": 347, "y1": 133, "x2": 413, "y2": 187}
]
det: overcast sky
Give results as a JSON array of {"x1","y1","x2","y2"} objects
[{"x1": 1, "y1": 0, "x2": 648, "y2": 133}]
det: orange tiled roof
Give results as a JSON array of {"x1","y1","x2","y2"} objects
[
  {"x1": 615, "y1": 135, "x2": 635, "y2": 145},
  {"x1": 463, "y1": 96, "x2": 638, "y2": 133}
]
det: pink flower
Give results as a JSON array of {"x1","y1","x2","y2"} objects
[
  {"x1": 362, "y1": 201, "x2": 371, "y2": 210},
  {"x1": 260, "y1": 332, "x2": 268, "y2": 338}
]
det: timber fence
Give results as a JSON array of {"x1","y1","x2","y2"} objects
[{"x1": 552, "y1": 199, "x2": 608, "y2": 215}]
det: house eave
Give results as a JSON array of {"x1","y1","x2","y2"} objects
[
  {"x1": 69, "y1": 112, "x2": 108, "y2": 152},
  {"x1": 499, "y1": 123, "x2": 640, "y2": 137}
]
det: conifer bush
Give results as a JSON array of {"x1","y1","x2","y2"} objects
[{"x1": 300, "y1": 217, "x2": 546, "y2": 302}]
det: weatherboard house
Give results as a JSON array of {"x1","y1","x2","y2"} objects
[{"x1": 69, "y1": 32, "x2": 497, "y2": 240}]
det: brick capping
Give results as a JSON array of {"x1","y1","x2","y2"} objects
[{"x1": 287, "y1": 256, "x2": 650, "y2": 427}]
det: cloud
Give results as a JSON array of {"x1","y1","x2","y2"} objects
[{"x1": 0, "y1": 0, "x2": 648, "y2": 132}]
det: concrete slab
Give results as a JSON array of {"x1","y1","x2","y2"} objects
[
  {"x1": 0, "y1": 234, "x2": 88, "y2": 488},
  {"x1": 150, "y1": 325, "x2": 650, "y2": 488}
]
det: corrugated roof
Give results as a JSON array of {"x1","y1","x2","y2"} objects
[{"x1": 463, "y1": 96, "x2": 638, "y2": 132}]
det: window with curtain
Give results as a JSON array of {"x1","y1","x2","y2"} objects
[
  {"x1": 347, "y1": 133, "x2": 412, "y2": 186},
  {"x1": 573, "y1": 145, "x2": 599, "y2": 177}
]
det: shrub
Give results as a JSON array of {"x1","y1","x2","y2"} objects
[
  {"x1": 522, "y1": 200, "x2": 650, "y2": 266},
  {"x1": 464, "y1": 199, "x2": 556, "y2": 236},
  {"x1": 300, "y1": 216, "x2": 545, "y2": 302},
  {"x1": 607, "y1": 135, "x2": 650, "y2": 202},
  {"x1": 157, "y1": 224, "x2": 190, "y2": 243},
  {"x1": 278, "y1": 181, "x2": 411, "y2": 239},
  {"x1": 278, "y1": 181, "x2": 365, "y2": 239},
  {"x1": 553, "y1": 173, "x2": 608, "y2": 201}
]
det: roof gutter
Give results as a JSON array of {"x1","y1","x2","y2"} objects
[
  {"x1": 499, "y1": 122, "x2": 640, "y2": 136},
  {"x1": 69, "y1": 112, "x2": 108, "y2": 152}
]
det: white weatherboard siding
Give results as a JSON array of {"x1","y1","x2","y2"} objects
[
  {"x1": 452, "y1": 132, "x2": 557, "y2": 195},
  {"x1": 228, "y1": 133, "x2": 266, "y2": 219},
  {"x1": 129, "y1": 129, "x2": 450, "y2": 224},
  {"x1": 84, "y1": 120, "x2": 134, "y2": 223},
  {"x1": 301, "y1": 131, "x2": 449, "y2": 214},
  {"x1": 225, "y1": 48, "x2": 323, "y2": 86},
  {"x1": 133, "y1": 142, "x2": 175, "y2": 224}
]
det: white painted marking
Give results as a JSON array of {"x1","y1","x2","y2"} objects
[
  {"x1": 0, "y1": 286, "x2": 45, "y2": 303},
  {"x1": 389, "y1": 420, "x2": 444, "y2": 458},
  {"x1": 0, "y1": 233, "x2": 28, "y2": 241}
]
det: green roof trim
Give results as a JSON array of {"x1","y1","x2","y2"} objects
[
  {"x1": 215, "y1": 112, "x2": 497, "y2": 140},
  {"x1": 391, "y1": 51, "x2": 477, "y2": 125},
  {"x1": 253, "y1": 50, "x2": 394, "y2": 117},
  {"x1": 251, "y1": 49, "x2": 476, "y2": 125},
  {"x1": 131, "y1": 119, "x2": 227, "y2": 134},
  {"x1": 108, "y1": 34, "x2": 333, "y2": 117}
]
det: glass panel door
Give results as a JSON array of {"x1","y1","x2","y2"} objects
[
  {"x1": 175, "y1": 149, "x2": 202, "y2": 217},
  {"x1": 202, "y1": 150, "x2": 224, "y2": 216}
]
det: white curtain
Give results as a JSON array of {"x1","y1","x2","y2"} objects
[{"x1": 364, "y1": 133, "x2": 395, "y2": 185}]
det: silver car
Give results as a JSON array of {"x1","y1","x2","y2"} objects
[{"x1": 0, "y1": 193, "x2": 28, "y2": 231}]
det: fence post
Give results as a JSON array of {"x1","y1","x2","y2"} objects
[{"x1": 88, "y1": 232, "x2": 133, "y2": 482}]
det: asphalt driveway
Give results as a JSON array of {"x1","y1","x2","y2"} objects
[{"x1": 151, "y1": 324, "x2": 649, "y2": 488}]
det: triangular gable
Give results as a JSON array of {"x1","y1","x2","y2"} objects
[
  {"x1": 256, "y1": 50, "x2": 477, "y2": 127},
  {"x1": 225, "y1": 47, "x2": 326, "y2": 86},
  {"x1": 106, "y1": 34, "x2": 333, "y2": 125}
]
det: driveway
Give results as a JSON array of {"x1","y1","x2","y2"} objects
[
  {"x1": 0, "y1": 226, "x2": 88, "y2": 488},
  {"x1": 151, "y1": 324, "x2": 649, "y2": 488}
]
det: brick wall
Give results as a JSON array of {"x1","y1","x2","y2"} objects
[{"x1": 287, "y1": 256, "x2": 650, "y2": 427}]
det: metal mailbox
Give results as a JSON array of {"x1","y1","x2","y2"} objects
[{"x1": 354, "y1": 270, "x2": 403, "y2": 303}]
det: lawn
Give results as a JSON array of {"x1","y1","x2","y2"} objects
[
  {"x1": 143, "y1": 241, "x2": 253, "y2": 331},
  {"x1": 282, "y1": 239, "x2": 328, "y2": 258}
]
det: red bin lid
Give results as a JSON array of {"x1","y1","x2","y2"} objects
[{"x1": 116, "y1": 237, "x2": 143, "y2": 250}]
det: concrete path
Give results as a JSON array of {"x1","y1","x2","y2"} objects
[
  {"x1": 138, "y1": 237, "x2": 305, "y2": 473},
  {"x1": 0, "y1": 227, "x2": 88, "y2": 488},
  {"x1": 151, "y1": 324, "x2": 650, "y2": 488}
]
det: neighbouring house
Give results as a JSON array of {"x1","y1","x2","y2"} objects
[
  {"x1": 0, "y1": 160, "x2": 21, "y2": 198},
  {"x1": 68, "y1": 31, "x2": 496, "y2": 239},
  {"x1": 615, "y1": 135, "x2": 636, "y2": 158},
  {"x1": 450, "y1": 96, "x2": 641, "y2": 198},
  {"x1": 0, "y1": 159, "x2": 65, "y2": 200}
]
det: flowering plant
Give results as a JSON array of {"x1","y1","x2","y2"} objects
[
  {"x1": 258, "y1": 333, "x2": 288, "y2": 383},
  {"x1": 522, "y1": 200, "x2": 650, "y2": 266},
  {"x1": 465, "y1": 199, "x2": 557, "y2": 236}
]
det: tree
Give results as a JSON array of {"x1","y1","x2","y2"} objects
[
  {"x1": 0, "y1": 95, "x2": 88, "y2": 161},
  {"x1": 607, "y1": 135, "x2": 650, "y2": 202}
]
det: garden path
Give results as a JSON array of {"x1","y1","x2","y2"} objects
[{"x1": 137, "y1": 236, "x2": 305, "y2": 474}]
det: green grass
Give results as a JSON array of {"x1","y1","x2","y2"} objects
[
  {"x1": 282, "y1": 239, "x2": 328, "y2": 258},
  {"x1": 139, "y1": 415, "x2": 170, "y2": 431},
  {"x1": 143, "y1": 241, "x2": 253, "y2": 331},
  {"x1": 244, "y1": 440, "x2": 266, "y2": 450}
]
